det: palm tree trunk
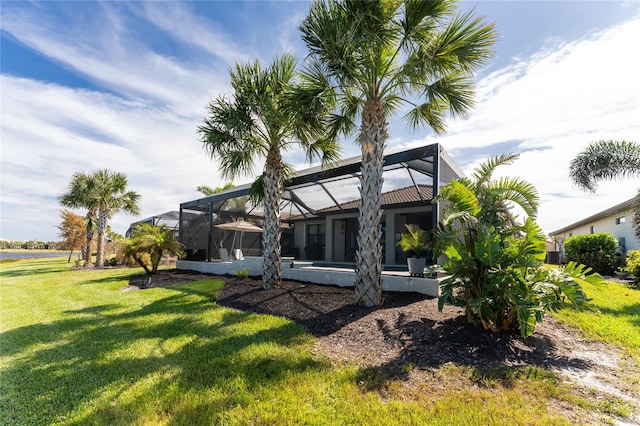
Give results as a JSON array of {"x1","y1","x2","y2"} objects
[
  {"x1": 262, "y1": 151, "x2": 283, "y2": 289},
  {"x1": 84, "y1": 228, "x2": 93, "y2": 266},
  {"x1": 95, "y1": 209, "x2": 107, "y2": 268},
  {"x1": 354, "y1": 98, "x2": 386, "y2": 307}
]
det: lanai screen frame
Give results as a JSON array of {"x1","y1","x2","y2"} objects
[{"x1": 179, "y1": 142, "x2": 464, "y2": 261}]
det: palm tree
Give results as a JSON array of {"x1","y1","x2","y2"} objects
[
  {"x1": 125, "y1": 224, "x2": 184, "y2": 275},
  {"x1": 60, "y1": 171, "x2": 98, "y2": 266},
  {"x1": 90, "y1": 170, "x2": 140, "y2": 268},
  {"x1": 296, "y1": 0, "x2": 497, "y2": 306},
  {"x1": 196, "y1": 183, "x2": 234, "y2": 196},
  {"x1": 198, "y1": 54, "x2": 340, "y2": 289},
  {"x1": 61, "y1": 170, "x2": 140, "y2": 268},
  {"x1": 570, "y1": 140, "x2": 640, "y2": 239}
]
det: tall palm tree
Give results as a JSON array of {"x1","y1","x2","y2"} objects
[
  {"x1": 61, "y1": 170, "x2": 140, "y2": 268},
  {"x1": 296, "y1": 0, "x2": 497, "y2": 306},
  {"x1": 91, "y1": 170, "x2": 140, "y2": 268},
  {"x1": 198, "y1": 54, "x2": 340, "y2": 289},
  {"x1": 570, "y1": 140, "x2": 640, "y2": 240},
  {"x1": 60, "y1": 171, "x2": 98, "y2": 266}
]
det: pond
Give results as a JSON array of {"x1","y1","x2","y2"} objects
[{"x1": 0, "y1": 251, "x2": 69, "y2": 261}]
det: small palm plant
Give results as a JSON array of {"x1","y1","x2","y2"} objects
[
  {"x1": 124, "y1": 224, "x2": 184, "y2": 275},
  {"x1": 434, "y1": 153, "x2": 606, "y2": 337},
  {"x1": 397, "y1": 224, "x2": 432, "y2": 276},
  {"x1": 397, "y1": 224, "x2": 431, "y2": 258}
]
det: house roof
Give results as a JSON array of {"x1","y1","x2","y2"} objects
[
  {"x1": 286, "y1": 184, "x2": 433, "y2": 221},
  {"x1": 549, "y1": 197, "x2": 636, "y2": 235},
  {"x1": 179, "y1": 142, "x2": 463, "y2": 222}
]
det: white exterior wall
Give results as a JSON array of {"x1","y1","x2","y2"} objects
[
  {"x1": 553, "y1": 207, "x2": 638, "y2": 253},
  {"x1": 177, "y1": 259, "x2": 443, "y2": 297}
]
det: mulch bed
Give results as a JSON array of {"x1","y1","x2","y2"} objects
[{"x1": 214, "y1": 275, "x2": 590, "y2": 372}]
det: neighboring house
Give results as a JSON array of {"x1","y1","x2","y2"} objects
[
  {"x1": 549, "y1": 198, "x2": 638, "y2": 259},
  {"x1": 178, "y1": 143, "x2": 465, "y2": 266},
  {"x1": 126, "y1": 211, "x2": 180, "y2": 238}
]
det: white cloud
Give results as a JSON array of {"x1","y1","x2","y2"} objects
[
  {"x1": 403, "y1": 16, "x2": 640, "y2": 234},
  {"x1": 136, "y1": 2, "x2": 249, "y2": 63},
  {"x1": 1, "y1": 76, "x2": 220, "y2": 240},
  {"x1": 0, "y1": 2, "x2": 229, "y2": 116}
]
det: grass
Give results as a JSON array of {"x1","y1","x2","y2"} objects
[
  {"x1": 553, "y1": 279, "x2": 640, "y2": 363},
  {"x1": 0, "y1": 257, "x2": 635, "y2": 425}
]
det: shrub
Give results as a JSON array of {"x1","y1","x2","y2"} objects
[
  {"x1": 623, "y1": 250, "x2": 640, "y2": 286},
  {"x1": 564, "y1": 233, "x2": 620, "y2": 275},
  {"x1": 235, "y1": 268, "x2": 250, "y2": 279}
]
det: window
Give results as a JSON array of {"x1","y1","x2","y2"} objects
[
  {"x1": 590, "y1": 226, "x2": 594, "y2": 234},
  {"x1": 306, "y1": 223, "x2": 326, "y2": 260},
  {"x1": 616, "y1": 216, "x2": 626, "y2": 225}
]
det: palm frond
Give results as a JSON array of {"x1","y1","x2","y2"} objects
[
  {"x1": 569, "y1": 140, "x2": 640, "y2": 192},
  {"x1": 403, "y1": 98, "x2": 448, "y2": 133},
  {"x1": 488, "y1": 176, "x2": 539, "y2": 219},
  {"x1": 472, "y1": 153, "x2": 519, "y2": 189},
  {"x1": 435, "y1": 179, "x2": 481, "y2": 216}
]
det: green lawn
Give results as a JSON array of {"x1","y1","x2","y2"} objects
[
  {"x1": 1, "y1": 257, "x2": 637, "y2": 425},
  {"x1": 553, "y1": 278, "x2": 640, "y2": 365}
]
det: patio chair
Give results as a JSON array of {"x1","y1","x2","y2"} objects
[
  {"x1": 232, "y1": 249, "x2": 244, "y2": 260},
  {"x1": 219, "y1": 248, "x2": 231, "y2": 262}
]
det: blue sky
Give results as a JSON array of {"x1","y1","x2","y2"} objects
[{"x1": 1, "y1": 1, "x2": 639, "y2": 242}]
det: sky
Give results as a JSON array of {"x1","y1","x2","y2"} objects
[{"x1": 1, "y1": 1, "x2": 639, "y2": 242}]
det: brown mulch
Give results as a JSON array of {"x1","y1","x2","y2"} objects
[{"x1": 124, "y1": 269, "x2": 640, "y2": 422}]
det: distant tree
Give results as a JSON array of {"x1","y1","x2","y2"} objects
[
  {"x1": 124, "y1": 224, "x2": 184, "y2": 275},
  {"x1": 196, "y1": 183, "x2": 234, "y2": 196},
  {"x1": 570, "y1": 140, "x2": 640, "y2": 240},
  {"x1": 57, "y1": 210, "x2": 86, "y2": 262},
  {"x1": 196, "y1": 182, "x2": 248, "y2": 215}
]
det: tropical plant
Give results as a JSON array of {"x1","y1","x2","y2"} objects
[
  {"x1": 397, "y1": 224, "x2": 431, "y2": 258},
  {"x1": 198, "y1": 54, "x2": 340, "y2": 290},
  {"x1": 296, "y1": 0, "x2": 497, "y2": 306},
  {"x1": 124, "y1": 224, "x2": 184, "y2": 275},
  {"x1": 570, "y1": 140, "x2": 640, "y2": 240},
  {"x1": 60, "y1": 170, "x2": 140, "y2": 268},
  {"x1": 563, "y1": 233, "x2": 620, "y2": 275},
  {"x1": 434, "y1": 154, "x2": 606, "y2": 337}
]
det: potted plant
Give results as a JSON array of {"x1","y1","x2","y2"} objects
[{"x1": 397, "y1": 224, "x2": 431, "y2": 276}]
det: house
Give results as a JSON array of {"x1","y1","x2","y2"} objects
[
  {"x1": 177, "y1": 142, "x2": 464, "y2": 267},
  {"x1": 549, "y1": 197, "x2": 638, "y2": 259}
]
